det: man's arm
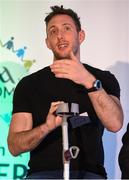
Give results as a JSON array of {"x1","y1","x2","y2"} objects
[
  {"x1": 50, "y1": 52, "x2": 124, "y2": 132},
  {"x1": 88, "y1": 89, "x2": 123, "y2": 132},
  {"x1": 7, "y1": 101, "x2": 63, "y2": 156}
]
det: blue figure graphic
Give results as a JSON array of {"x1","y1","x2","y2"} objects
[
  {"x1": 15, "y1": 46, "x2": 27, "y2": 61},
  {"x1": 3, "y1": 37, "x2": 15, "y2": 52}
]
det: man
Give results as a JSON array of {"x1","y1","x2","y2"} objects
[
  {"x1": 7, "y1": 5, "x2": 123, "y2": 179},
  {"x1": 119, "y1": 123, "x2": 129, "y2": 179}
]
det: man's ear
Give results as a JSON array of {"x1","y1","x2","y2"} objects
[
  {"x1": 79, "y1": 30, "x2": 85, "y2": 44},
  {"x1": 45, "y1": 38, "x2": 52, "y2": 50}
]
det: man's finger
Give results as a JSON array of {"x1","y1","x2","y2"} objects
[{"x1": 70, "y1": 51, "x2": 78, "y2": 61}]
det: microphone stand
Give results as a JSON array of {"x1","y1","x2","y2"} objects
[
  {"x1": 62, "y1": 115, "x2": 69, "y2": 180},
  {"x1": 56, "y1": 103, "x2": 79, "y2": 180}
]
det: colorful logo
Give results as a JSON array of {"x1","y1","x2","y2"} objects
[
  {"x1": 0, "y1": 37, "x2": 35, "y2": 179},
  {"x1": 0, "y1": 37, "x2": 36, "y2": 71}
]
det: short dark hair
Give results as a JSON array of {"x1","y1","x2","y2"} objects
[{"x1": 44, "y1": 5, "x2": 81, "y2": 32}]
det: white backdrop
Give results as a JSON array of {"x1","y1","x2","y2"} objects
[{"x1": 1, "y1": 0, "x2": 129, "y2": 179}]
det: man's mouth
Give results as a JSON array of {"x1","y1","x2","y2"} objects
[{"x1": 57, "y1": 43, "x2": 68, "y2": 50}]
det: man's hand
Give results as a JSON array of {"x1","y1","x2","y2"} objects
[
  {"x1": 45, "y1": 101, "x2": 64, "y2": 132},
  {"x1": 50, "y1": 51, "x2": 95, "y2": 88}
]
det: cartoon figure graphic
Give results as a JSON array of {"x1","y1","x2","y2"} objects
[
  {"x1": 23, "y1": 59, "x2": 36, "y2": 71},
  {"x1": 1, "y1": 36, "x2": 36, "y2": 71},
  {"x1": 15, "y1": 46, "x2": 27, "y2": 61},
  {"x1": 3, "y1": 37, "x2": 15, "y2": 52}
]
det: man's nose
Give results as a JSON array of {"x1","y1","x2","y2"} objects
[{"x1": 57, "y1": 30, "x2": 64, "y2": 39}]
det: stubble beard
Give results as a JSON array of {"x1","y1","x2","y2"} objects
[{"x1": 54, "y1": 44, "x2": 79, "y2": 60}]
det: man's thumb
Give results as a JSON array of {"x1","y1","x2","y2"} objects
[{"x1": 70, "y1": 51, "x2": 77, "y2": 61}]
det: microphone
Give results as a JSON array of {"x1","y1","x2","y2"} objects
[
  {"x1": 56, "y1": 102, "x2": 79, "y2": 180},
  {"x1": 56, "y1": 102, "x2": 79, "y2": 117}
]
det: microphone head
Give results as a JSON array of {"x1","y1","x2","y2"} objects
[
  {"x1": 71, "y1": 103, "x2": 79, "y2": 114},
  {"x1": 56, "y1": 102, "x2": 79, "y2": 117}
]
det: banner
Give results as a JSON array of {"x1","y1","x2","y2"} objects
[{"x1": 0, "y1": 36, "x2": 36, "y2": 179}]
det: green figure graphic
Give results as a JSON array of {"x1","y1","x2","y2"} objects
[{"x1": 23, "y1": 59, "x2": 36, "y2": 71}]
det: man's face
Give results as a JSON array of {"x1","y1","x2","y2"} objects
[{"x1": 46, "y1": 14, "x2": 81, "y2": 60}]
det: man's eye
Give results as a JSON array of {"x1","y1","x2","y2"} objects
[
  {"x1": 64, "y1": 26, "x2": 71, "y2": 31},
  {"x1": 49, "y1": 29, "x2": 57, "y2": 36},
  {"x1": 51, "y1": 30, "x2": 56, "y2": 34}
]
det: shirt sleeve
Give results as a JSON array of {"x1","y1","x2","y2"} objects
[
  {"x1": 101, "y1": 71, "x2": 120, "y2": 99},
  {"x1": 12, "y1": 77, "x2": 32, "y2": 114}
]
